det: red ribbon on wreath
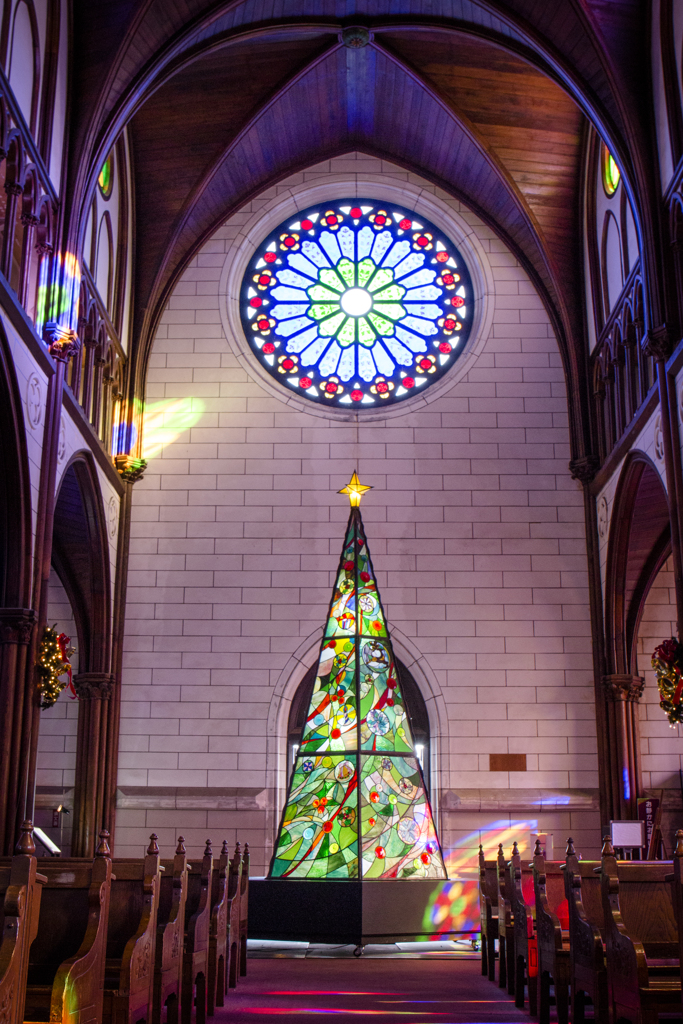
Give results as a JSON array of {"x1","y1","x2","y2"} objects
[{"x1": 56, "y1": 632, "x2": 77, "y2": 699}]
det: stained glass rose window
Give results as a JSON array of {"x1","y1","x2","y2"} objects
[{"x1": 239, "y1": 200, "x2": 473, "y2": 408}]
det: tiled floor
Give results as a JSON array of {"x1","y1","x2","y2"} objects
[{"x1": 218, "y1": 950, "x2": 531, "y2": 1023}]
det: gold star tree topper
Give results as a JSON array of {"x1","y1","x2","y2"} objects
[{"x1": 339, "y1": 471, "x2": 372, "y2": 507}]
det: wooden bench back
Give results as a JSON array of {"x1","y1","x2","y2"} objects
[
  {"x1": 185, "y1": 840, "x2": 214, "y2": 955},
  {"x1": 0, "y1": 822, "x2": 46, "y2": 1024},
  {"x1": 564, "y1": 855, "x2": 604, "y2": 935},
  {"x1": 608, "y1": 859, "x2": 677, "y2": 946},
  {"x1": 26, "y1": 831, "x2": 113, "y2": 1024},
  {"x1": 154, "y1": 838, "x2": 189, "y2": 1024},
  {"x1": 478, "y1": 845, "x2": 498, "y2": 906}
]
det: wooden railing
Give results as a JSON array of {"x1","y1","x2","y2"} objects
[{"x1": 590, "y1": 265, "x2": 655, "y2": 463}]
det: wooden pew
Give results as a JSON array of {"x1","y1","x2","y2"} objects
[
  {"x1": 478, "y1": 844, "x2": 498, "y2": 980},
  {"x1": 534, "y1": 840, "x2": 570, "y2": 1024},
  {"x1": 104, "y1": 834, "x2": 163, "y2": 1024},
  {"x1": 226, "y1": 845, "x2": 242, "y2": 990},
  {"x1": 563, "y1": 840, "x2": 606, "y2": 1024},
  {"x1": 513, "y1": 841, "x2": 538, "y2": 1015},
  {"x1": 207, "y1": 842, "x2": 229, "y2": 1015},
  {"x1": 239, "y1": 843, "x2": 249, "y2": 978},
  {"x1": 24, "y1": 829, "x2": 114, "y2": 1024},
  {"x1": 601, "y1": 836, "x2": 680, "y2": 1024},
  {"x1": 153, "y1": 837, "x2": 188, "y2": 1024},
  {"x1": 181, "y1": 840, "x2": 213, "y2": 1024},
  {"x1": 0, "y1": 822, "x2": 46, "y2": 1024},
  {"x1": 668, "y1": 830, "x2": 683, "y2": 1022},
  {"x1": 496, "y1": 843, "x2": 515, "y2": 994}
]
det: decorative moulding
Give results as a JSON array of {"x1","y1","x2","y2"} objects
[{"x1": 219, "y1": 170, "x2": 496, "y2": 422}]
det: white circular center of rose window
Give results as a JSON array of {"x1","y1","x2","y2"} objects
[{"x1": 340, "y1": 288, "x2": 372, "y2": 317}]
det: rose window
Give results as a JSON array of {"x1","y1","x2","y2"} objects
[{"x1": 240, "y1": 200, "x2": 473, "y2": 408}]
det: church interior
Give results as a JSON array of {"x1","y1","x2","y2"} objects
[{"x1": 3, "y1": 1, "x2": 683, "y2": 1022}]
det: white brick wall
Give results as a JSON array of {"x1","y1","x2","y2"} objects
[{"x1": 118, "y1": 154, "x2": 601, "y2": 871}]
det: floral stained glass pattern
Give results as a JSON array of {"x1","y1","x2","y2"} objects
[
  {"x1": 271, "y1": 755, "x2": 359, "y2": 879},
  {"x1": 240, "y1": 201, "x2": 473, "y2": 408},
  {"x1": 270, "y1": 503, "x2": 446, "y2": 880},
  {"x1": 360, "y1": 756, "x2": 444, "y2": 879}
]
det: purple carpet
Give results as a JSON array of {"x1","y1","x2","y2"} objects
[{"x1": 218, "y1": 956, "x2": 532, "y2": 1023}]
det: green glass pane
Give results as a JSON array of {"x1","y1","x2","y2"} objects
[
  {"x1": 98, "y1": 155, "x2": 113, "y2": 197},
  {"x1": 319, "y1": 268, "x2": 345, "y2": 292},
  {"x1": 367, "y1": 312, "x2": 395, "y2": 336},
  {"x1": 309, "y1": 284, "x2": 341, "y2": 302},
  {"x1": 337, "y1": 317, "x2": 356, "y2": 346},
  {"x1": 357, "y1": 258, "x2": 375, "y2": 288},
  {"x1": 337, "y1": 258, "x2": 356, "y2": 288},
  {"x1": 372, "y1": 284, "x2": 406, "y2": 302},
  {"x1": 359, "y1": 755, "x2": 445, "y2": 878},
  {"x1": 359, "y1": 638, "x2": 412, "y2": 753},
  {"x1": 357, "y1": 318, "x2": 375, "y2": 347},
  {"x1": 319, "y1": 311, "x2": 346, "y2": 336},
  {"x1": 271, "y1": 755, "x2": 359, "y2": 879},
  {"x1": 309, "y1": 303, "x2": 337, "y2": 321},
  {"x1": 367, "y1": 268, "x2": 394, "y2": 293},
  {"x1": 372, "y1": 303, "x2": 406, "y2": 322},
  {"x1": 300, "y1": 638, "x2": 357, "y2": 753}
]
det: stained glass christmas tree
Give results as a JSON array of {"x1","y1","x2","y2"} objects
[{"x1": 270, "y1": 473, "x2": 446, "y2": 881}]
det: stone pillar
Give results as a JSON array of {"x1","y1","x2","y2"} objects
[
  {"x1": 603, "y1": 674, "x2": 645, "y2": 820},
  {"x1": 0, "y1": 609, "x2": 35, "y2": 853},
  {"x1": 71, "y1": 672, "x2": 114, "y2": 858}
]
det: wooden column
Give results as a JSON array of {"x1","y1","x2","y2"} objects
[
  {"x1": 602, "y1": 674, "x2": 645, "y2": 819},
  {"x1": 102, "y1": 455, "x2": 147, "y2": 851},
  {"x1": 0, "y1": 609, "x2": 35, "y2": 853},
  {"x1": 71, "y1": 672, "x2": 114, "y2": 857},
  {"x1": 570, "y1": 456, "x2": 614, "y2": 824}
]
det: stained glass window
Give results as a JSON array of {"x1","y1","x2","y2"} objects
[
  {"x1": 270, "y1": 495, "x2": 446, "y2": 880},
  {"x1": 240, "y1": 200, "x2": 473, "y2": 408},
  {"x1": 98, "y1": 154, "x2": 113, "y2": 199},
  {"x1": 602, "y1": 145, "x2": 620, "y2": 196}
]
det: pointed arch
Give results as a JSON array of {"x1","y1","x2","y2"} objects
[{"x1": 604, "y1": 451, "x2": 671, "y2": 677}]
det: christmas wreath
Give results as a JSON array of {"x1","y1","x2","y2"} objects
[
  {"x1": 37, "y1": 626, "x2": 76, "y2": 709},
  {"x1": 651, "y1": 637, "x2": 683, "y2": 726}
]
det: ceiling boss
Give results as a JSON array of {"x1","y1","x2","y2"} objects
[{"x1": 240, "y1": 200, "x2": 473, "y2": 408}]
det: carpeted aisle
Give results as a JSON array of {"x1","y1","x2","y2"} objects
[{"x1": 219, "y1": 956, "x2": 531, "y2": 1023}]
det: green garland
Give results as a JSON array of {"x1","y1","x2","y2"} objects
[
  {"x1": 652, "y1": 637, "x2": 683, "y2": 726},
  {"x1": 37, "y1": 625, "x2": 75, "y2": 710}
]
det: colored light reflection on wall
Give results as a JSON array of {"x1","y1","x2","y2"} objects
[
  {"x1": 141, "y1": 397, "x2": 205, "y2": 459},
  {"x1": 419, "y1": 819, "x2": 539, "y2": 939},
  {"x1": 51, "y1": 253, "x2": 81, "y2": 332}
]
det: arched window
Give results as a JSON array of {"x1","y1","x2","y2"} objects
[
  {"x1": 287, "y1": 657, "x2": 431, "y2": 786},
  {"x1": 8, "y1": 1, "x2": 39, "y2": 132},
  {"x1": 602, "y1": 211, "x2": 624, "y2": 315},
  {"x1": 95, "y1": 212, "x2": 113, "y2": 310}
]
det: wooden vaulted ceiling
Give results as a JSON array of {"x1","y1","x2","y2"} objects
[{"x1": 68, "y1": 0, "x2": 649, "y2": 441}]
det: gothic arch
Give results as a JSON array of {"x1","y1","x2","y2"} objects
[
  {"x1": 51, "y1": 453, "x2": 111, "y2": 675},
  {"x1": 0, "y1": 320, "x2": 32, "y2": 610},
  {"x1": 604, "y1": 450, "x2": 671, "y2": 677}
]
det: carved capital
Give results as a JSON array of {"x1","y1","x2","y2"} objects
[
  {"x1": 35, "y1": 241, "x2": 53, "y2": 257},
  {"x1": 603, "y1": 674, "x2": 645, "y2": 703},
  {"x1": 569, "y1": 456, "x2": 600, "y2": 485},
  {"x1": 642, "y1": 323, "x2": 676, "y2": 362},
  {"x1": 4, "y1": 181, "x2": 22, "y2": 197},
  {"x1": 115, "y1": 455, "x2": 147, "y2": 483},
  {"x1": 43, "y1": 322, "x2": 80, "y2": 362},
  {"x1": 20, "y1": 212, "x2": 38, "y2": 228},
  {"x1": 73, "y1": 673, "x2": 114, "y2": 700},
  {"x1": 0, "y1": 608, "x2": 35, "y2": 645}
]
